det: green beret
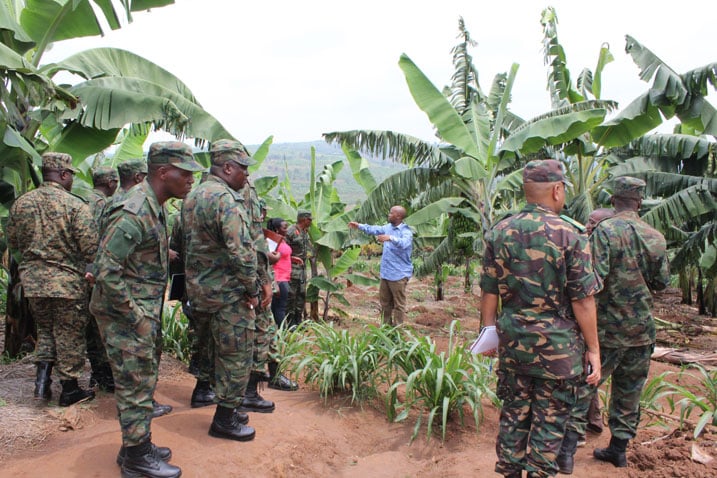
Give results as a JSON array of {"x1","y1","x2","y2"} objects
[
  {"x1": 92, "y1": 166, "x2": 118, "y2": 185},
  {"x1": 117, "y1": 159, "x2": 148, "y2": 177},
  {"x1": 523, "y1": 159, "x2": 571, "y2": 186},
  {"x1": 42, "y1": 152, "x2": 77, "y2": 172},
  {"x1": 612, "y1": 176, "x2": 645, "y2": 200},
  {"x1": 148, "y1": 141, "x2": 204, "y2": 172},
  {"x1": 209, "y1": 139, "x2": 256, "y2": 167}
]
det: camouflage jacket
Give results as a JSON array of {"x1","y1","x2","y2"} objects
[
  {"x1": 242, "y1": 184, "x2": 270, "y2": 286},
  {"x1": 480, "y1": 203, "x2": 602, "y2": 380},
  {"x1": 285, "y1": 223, "x2": 312, "y2": 280},
  {"x1": 590, "y1": 210, "x2": 670, "y2": 348},
  {"x1": 89, "y1": 180, "x2": 168, "y2": 323},
  {"x1": 85, "y1": 188, "x2": 111, "y2": 230},
  {"x1": 182, "y1": 175, "x2": 257, "y2": 314},
  {"x1": 7, "y1": 181, "x2": 98, "y2": 299}
]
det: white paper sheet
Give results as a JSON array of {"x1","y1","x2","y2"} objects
[{"x1": 469, "y1": 325, "x2": 499, "y2": 355}]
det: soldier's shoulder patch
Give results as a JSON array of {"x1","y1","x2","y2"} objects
[
  {"x1": 559, "y1": 214, "x2": 586, "y2": 233},
  {"x1": 122, "y1": 191, "x2": 146, "y2": 215}
]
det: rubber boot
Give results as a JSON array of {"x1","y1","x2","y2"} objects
[
  {"x1": 34, "y1": 362, "x2": 53, "y2": 400},
  {"x1": 117, "y1": 443, "x2": 172, "y2": 467},
  {"x1": 557, "y1": 430, "x2": 580, "y2": 474},
  {"x1": 208, "y1": 405, "x2": 256, "y2": 441},
  {"x1": 237, "y1": 373, "x2": 275, "y2": 413},
  {"x1": 121, "y1": 441, "x2": 181, "y2": 478},
  {"x1": 268, "y1": 361, "x2": 298, "y2": 391},
  {"x1": 152, "y1": 400, "x2": 173, "y2": 418},
  {"x1": 190, "y1": 380, "x2": 216, "y2": 408},
  {"x1": 593, "y1": 436, "x2": 628, "y2": 467},
  {"x1": 58, "y1": 379, "x2": 95, "y2": 406}
]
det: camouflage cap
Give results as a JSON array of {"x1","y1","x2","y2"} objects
[
  {"x1": 117, "y1": 159, "x2": 148, "y2": 177},
  {"x1": 42, "y1": 152, "x2": 77, "y2": 172},
  {"x1": 523, "y1": 159, "x2": 571, "y2": 186},
  {"x1": 209, "y1": 139, "x2": 256, "y2": 167},
  {"x1": 148, "y1": 141, "x2": 204, "y2": 172},
  {"x1": 92, "y1": 166, "x2": 119, "y2": 185},
  {"x1": 612, "y1": 176, "x2": 645, "y2": 200},
  {"x1": 297, "y1": 209, "x2": 312, "y2": 220}
]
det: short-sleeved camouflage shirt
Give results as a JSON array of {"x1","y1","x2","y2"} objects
[
  {"x1": 7, "y1": 182, "x2": 98, "y2": 299},
  {"x1": 590, "y1": 210, "x2": 670, "y2": 348},
  {"x1": 480, "y1": 203, "x2": 602, "y2": 380}
]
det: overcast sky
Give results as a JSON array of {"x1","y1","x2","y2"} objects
[{"x1": 46, "y1": 0, "x2": 715, "y2": 145}]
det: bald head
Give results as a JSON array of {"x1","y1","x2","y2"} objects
[{"x1": 388, "y1": 205, "x2": 407, "y2": 226}]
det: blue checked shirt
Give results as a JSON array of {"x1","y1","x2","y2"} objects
[{"x1": 358, "y1": 222, "x2": 413, "y2": 281}]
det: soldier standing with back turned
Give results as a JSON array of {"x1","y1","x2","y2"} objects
[
  {"x1": 90, "y1": 142, "x2": 203, "y2": 478},
  {"x1": 7, "y1": 152, "x2": 98, "y2": 406}
]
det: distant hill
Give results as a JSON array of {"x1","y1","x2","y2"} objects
[{"x1": 248, "y1": 141, "x2": 405, "y2": 207}]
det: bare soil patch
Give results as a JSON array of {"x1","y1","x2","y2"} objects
[{"x1": 1, "y1": 277, "x2": 716, "y2": 477}]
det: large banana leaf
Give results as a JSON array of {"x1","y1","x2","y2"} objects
[
  {"x1": 499, "y1": 109, "x2": 606, "y2": 157},
  {"x1": 399, "y1": 54, "x2": 480, "y2": 158},
  {"x1": 323, "y1": 130, "x2": 444, "y2": 168},
  {"x1": 342, "y1": 144, "x2": 377, "y2": 195},
  {"x1": 642, "y1": 184, "x2": 717, "y2": 234},
  {"x1": 405, "y1": 197, "x2": 466, "y2": 227},
  {"x1": 111, "y1": 123, "x2": 151, "y2": 163},
  {"x1": 591, "y1": 94, "x2": 663, "y2": 147}
]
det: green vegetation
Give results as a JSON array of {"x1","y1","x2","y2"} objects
[{"x1": 162, "y1": 303, "x2": 192, "y2": 364}]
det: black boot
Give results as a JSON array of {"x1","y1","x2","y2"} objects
[
  {"x1": 121, "y1": 441, "x2": 181, "y2": 478},
  {"x1": 117, "y1": 443, "x2": 172, "y2": 467},
  {"x1": 34, "y1": 362, "x2": 53, "y2": 400},
  {"x1": 593, "y1": 436, "x2": 628, "y2": 467},
  {"x1": 557, "y1": 430, "x2": 580, "y2": 474},
  {"x1": 268, "y1": 362, "x2": 298, "y2": 391},
  {"x1": 152, "y1": 400, "x2": 173, "y2": 418},
  {"x1": 208, "y1": 405, "x2": 256, "y2": 441},
  {"x1": 89, "y1": 363, "x2": 115, "y2": 393},
  {"x1": 58, "y1": 379, "x2": 95, "y2": 406},
  {"x1": 237, "y1": 373, "x2": 275, "y2": 413},
  {"x1": 190, "y1": 380, "x2": 216, "y2": 408}
]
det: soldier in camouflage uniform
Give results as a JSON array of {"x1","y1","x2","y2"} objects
[
  {"x1": 590, "y1": 177, "x2": 670, "y2": 468},
  {"x1": 7, "y1": 152, "x2": 99, "y2": 407},
  {"x1": 90, "y1": 142, "x2": 203, "y2": 478},
  {"x1": 182, "y1": 139, "x2": 259, "y2": 441},
  {"x1": 285, "y1": 210, "x2": 313, "y2": 327},
  {"x1": 85, "y1": 166, "x2": 119, "y2": 392},
  {"x1": 480, "y1": 159, "x2": 602, "y2": 478}
]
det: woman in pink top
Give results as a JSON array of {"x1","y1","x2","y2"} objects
[{"x1": 268, "y1": 218, "x2": 292, "y2": 327}]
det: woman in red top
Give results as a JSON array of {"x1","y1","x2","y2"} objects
[{"x1": 268, "y1": 218, "x2": 292, "y2": 327}]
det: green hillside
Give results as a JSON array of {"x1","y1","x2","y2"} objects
[{"x1": 248, "y1": 141, "x2": 405, "y2": 207}]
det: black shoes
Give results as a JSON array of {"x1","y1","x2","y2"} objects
[
  {"x1": 267, "y1": 362, "x2": 298, "y2": 391},
  {"x1": 594, "y1": 436, "x2": 629, "y2": 467},
  {"x1": 190, "y1": 380, "x2": 215, "y2": 408},
  {"x1": 237, "y1": 372, "x2": 275, "y2": 413},
  {"x1": 89, "y1": 363, "x2": 115, "y2": 393},
  {"x1": 34, "y1": 362, "x2": 53, "y2": 400},
  {"x1": 117, "y1": 443, "x2": 172, "y2": 466},
  {"x1": 58, "y1": 379, "x2": 95, "y2": 406},
  {"x1": 209, "y1": 405, "x2": 255, "y2": 442},
  {"x1": 152, "y1": 400, "x2": 173, "y2": 418},
  {"x1": 121, "y1": 441, "x2": 181, "y2": 478},
  {"x1": 557, "y1": 430, "x2": 580, "y2": 474}
]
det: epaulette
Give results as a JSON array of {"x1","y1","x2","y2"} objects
[
  {"x1": 560, "y1": 214, "x2": 586, "y2": 233},
  {"x1": 70, "y1": 192, "x2": 89, "y2": 204},
  {"x1": 122, "y1": 190, "x2": 146, "y2": 215}
]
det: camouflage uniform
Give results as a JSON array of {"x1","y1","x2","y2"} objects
[
  {"x1": 183, "y1": 166, "x2": 258, "y2": 410},
  {"x1": 480, "y1": 160, "x2": 601, "y2": 477},
  {"x1": 6, "y1": 153, "x2": 98, "y2": 381},
  {"x1": 102, "y1": 159, "x2": 148, "y2": 229},
  {"x1": 590, "y1": 177, "x2": 669, "y2": 441},
  {"x1": 90, "y1": 143, "x2": 202, "y2": 447},
  {"x1": 285, "y1": 212, "x2": 312, "y2": 326}
]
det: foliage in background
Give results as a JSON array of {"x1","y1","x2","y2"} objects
[
  {"x1": 161, "y1": 302, "x2": 191, "y2": 364},
  {"x1": 665, "y1": 364, "x2": 717, "y2": 438}
]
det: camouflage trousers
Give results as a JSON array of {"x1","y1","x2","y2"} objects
[
  {"x1": 82, "y1": 289, "x2": 110, "y2": 373},
  {"x1": 28, "y1": 297, "x2": 88, "y2": 381},
  {"x1": 189, "y1": 306, "x2": 214, "y2": 383},
  {"x1": 286, "y1": 277, "x2": 306, "y2": 327},
  {"x1": 94, "y1": 308, "x2": 162, "y2": 447},
  {"x1": 198, "y1": 300, "x2": 255, "y2": 409},
  {"x1": 599, "y1": 344, "x2": 653, "y2": 440},
  {"x1": 495, "y1": 370, "x2": 578, "y2": 478},
  {"x1": 253, "y1": 303, "x2": 278, "y2": 372}
]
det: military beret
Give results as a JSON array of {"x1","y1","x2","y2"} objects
[
  {"x1": 117, "y1": 159, "x2": 148, "y2": 177},
  {"x1": 523, "y1": 159, "x2": 571, "y2": 186},
  {"x1": 42, "y1": 152, "x2": 77, "y2": 172},
  {"x1": 297, "y1": 210, "x2": 312, "y2": 220},
  {"x1": 148, "y1": 141, "x2": 204, "y2": 172},
  {"x1": 209, "y1": 139, "x2": 256, "y2": 167},
  {"x1": 92, "y1": 166, "x2": 119, "y2": 185},
  {"x1": 612, "y1": 176, "x2": 645, "y2": 200}
]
